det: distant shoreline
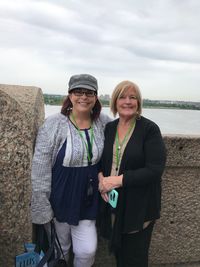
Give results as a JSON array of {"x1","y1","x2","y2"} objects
[
  {"x1": 45, "y1": 103, "x2": 200, "y2": 111},
  {"x1": 43, "y1": 94, "x2": 200, "y2": 111}
]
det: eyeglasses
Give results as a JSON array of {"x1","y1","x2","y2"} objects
[{"x1": 72, "y1": 89, "x2": 96, "y2": 97}]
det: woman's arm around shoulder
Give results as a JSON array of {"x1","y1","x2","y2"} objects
[{"x1": 98, "y1": 112, "x2": 112, "y2": 129}]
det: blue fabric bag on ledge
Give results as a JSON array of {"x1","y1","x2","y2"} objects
[
  {"x1": 15, "y1": 243, "x2": 46, "y2": 267},
  {"x1": 15, "y1": 221, "x2": 67, "y2": 267}
]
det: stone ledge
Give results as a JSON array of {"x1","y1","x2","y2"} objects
[{"x1": 0, "y1": 84, "x2": 44, "y2": 267}]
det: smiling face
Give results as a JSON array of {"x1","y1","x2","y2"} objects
[
  {"x1": 69, "y1": 88, "x2": 97, "y2": 115},
  {"x1": 116, "y1": 87, "x2": 139, "y2": 119}
]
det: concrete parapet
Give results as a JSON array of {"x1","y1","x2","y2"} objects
[
  {"x1": 0, "y1": 84, "x2": 44, "y2": 267},
  {"x1": 149, "y1": 135, "x2": 200, "y2": 265},
  {"x1": 95, "y1": 135, "x2": 200, "y2": 266}
]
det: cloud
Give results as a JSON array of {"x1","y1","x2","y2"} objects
[{"x1": 0, "y1": 0, "x2": 200, "y2": 101}]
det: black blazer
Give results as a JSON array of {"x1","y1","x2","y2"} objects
[{"x1": 99, "y1": 116, "x2": 166, "y2": 250}]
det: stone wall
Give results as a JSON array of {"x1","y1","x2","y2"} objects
[
  {"x1": 0, "y1": 85, "x2": 200, "y2": 267},
  {"x1": 150, "y1": 135, "x2": 200, "y2": 266},
  {"x1": 0, "y1": 84, "x2": 44, "y2": 267}
]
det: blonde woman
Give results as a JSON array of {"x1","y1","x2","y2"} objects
[{"x1": 98, "y1": 81, "x2": 166, "y2": 267}]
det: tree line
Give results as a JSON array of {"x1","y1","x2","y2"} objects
[{"x1": 43, "y1": 94, "x2": 200, "y2": 110}]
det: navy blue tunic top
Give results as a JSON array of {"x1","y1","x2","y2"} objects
[{"x1": 50, "y1": 140, "x2": 99, "y2": 226}]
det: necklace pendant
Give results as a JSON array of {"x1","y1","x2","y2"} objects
[{"x1": 118, "y1": 146, "x2": 121, "y2": 150}]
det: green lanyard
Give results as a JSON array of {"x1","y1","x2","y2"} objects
[
  {"x1": 115, "y1": 120, "x2": 136, "y2": 172},
  {"x1": 70, "y1": 113, "x2": 94, "y2": 165}
]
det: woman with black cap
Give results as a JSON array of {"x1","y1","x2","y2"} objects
[{"x1": 31, "y1": 74, "x2": 110, "y2": 267}]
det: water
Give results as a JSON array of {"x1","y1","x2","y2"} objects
[{"x1": 45, "y1": 105, "x2": 200, "y2": 136}]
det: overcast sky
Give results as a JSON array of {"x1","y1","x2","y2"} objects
[{"x1": 0, "y1": 0, "x2": 200, "y2": 101}]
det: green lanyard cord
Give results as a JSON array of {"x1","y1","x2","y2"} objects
[
  {"x1": 70, "y1": 113, "x2": 94, "y2": 165},
  {"x1": 115, "y1": 120, "x2": 136, "y2": 172}
]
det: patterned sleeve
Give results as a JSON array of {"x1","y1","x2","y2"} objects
[{"x1": 31, "y1": 119, "x2": 54, "y2": 224}]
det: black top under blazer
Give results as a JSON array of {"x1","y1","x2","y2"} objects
[{"x1": 98, "y1": 116, "x2": 166, "y2": 251}]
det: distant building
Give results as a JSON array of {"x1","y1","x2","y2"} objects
[{"x1": 99, "y1": 94, "x2": 111, "y2": 101}]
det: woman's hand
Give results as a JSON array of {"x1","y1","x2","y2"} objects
[
  {"x1": 100, "y1": 192, "x2": 109, "y2": 202},
  {"x1": 98, "y1": 172, "x2": 104, "y2": 183},
  {"x1": 98, "y1": 172, "x2": 109, "y2": 202},
  {"x1": 99, "y1": 174, "x2": 123, "y2": 193}
]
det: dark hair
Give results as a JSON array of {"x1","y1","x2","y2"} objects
[{"x1": 61, "y1": 95, "x2": 102, "y2": 120}]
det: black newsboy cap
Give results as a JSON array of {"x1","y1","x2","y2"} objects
[{"x1": 68, "y1": 74, "x2": 98, "y2": 93}]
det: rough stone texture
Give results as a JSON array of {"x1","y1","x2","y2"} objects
[
  {"x1": 94, "y1": 135, "x2": 200, "y2": 267},
  {"x1": 0, "y1": 84, "x2": 44, "y2": 267}
]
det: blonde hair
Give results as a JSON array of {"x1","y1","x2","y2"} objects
[{"x1": 110, "y1": 80, "x2": 142, "y2": 118}]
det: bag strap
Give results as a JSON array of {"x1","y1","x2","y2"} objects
[
  {"x1": 52, "y1": 221, "x2": 66, "y2": 261},
  {"x1": 36, "y1": 220, "x2": 67, "y2": 267},
  {"x1": 34, "y1": 224, "x2": 49, "y2": 254}
]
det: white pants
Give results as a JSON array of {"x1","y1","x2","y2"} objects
[{"x1": 45, "y1": 219, "x2": 97, "y2": 267}]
